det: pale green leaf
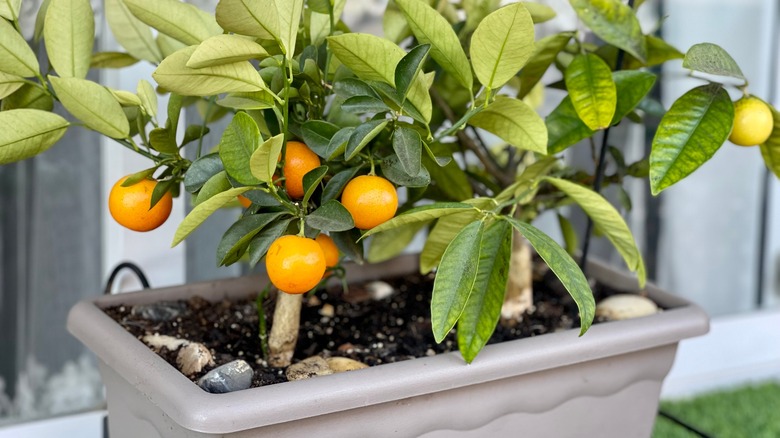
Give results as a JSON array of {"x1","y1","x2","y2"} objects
[
  {"x1": 649, "y1": 84, "x2": 733, "y2": 195},
  {"x1": 0, "y1": 84, "x2": 53, "y2": 111},
  {"x1": 518, "y1": 32, "x2": 574, "y2": 99},
  {"x1": 462, "y1": 0, "x2": 500, "y2": 34},
  {"x1": 157, "y1": 33, "x2": 187, "y2": 58},
  {"x1": 91, "y1": 52, "x2": 140, "y2": 69},
  {"x1": 0, "y1": 17, "x2": 39, "y2": 77},
  {"x1": 470, "y1": 96, "x2": 547, "y2": 154},
  {"x1": 521, "y1": 1, "x2": 555, "y2": 23},
  {"x1": 569, "y1": 0, "x2": 647, "y2": 62},
  {"x1": 276, "y1": 0, "x2": 304, "y2": 59},
  {"x1": 564, "y1": 53, "x2": 616, "y2": 131},
  {"x1": 471, "y1": 3, "x2": 535, "y2": 90},
  {"x1": 0, "y1": 71, "x2": 24, "y2": 100},
  {"x1": 44, "y1": 0, "x2": 94, "y2": 79},
  {"x1": 760, "y1": 105, "x2": 780, "y2": 180},
  {"x1": 49, "y1": 76, "x2": 130, "y2": 139},
  {"x1": 137, "y1": 79, "x2": 157, "y2": 118},
  {"x1": 124, "y1": 0, "x2": 222, "y2": 46},
  {"x1": 219, "y1": 112, "x2": 262, "y2": 186},
  {"x1": 187, "y1": 34, "x2": 269, "y2": 68},
  {"x1": 105, "y1": 0, "x2": 163, "y2": 63},
  {"x1": 34, "y1": 0, "x2": 51, "y2": 43},
  {"x1": 250, "y1": 133, "x2": 283, "y2": 183},
  {"x1": 310, "y1": 0, "x2": 345, "y2": 46},
  {"x1": 215, "y1": 0, "x2": 279, "y2": 41},
  {"x1": 109, "y1": 89, "x2": 142, "y2": 106},
  {"x1": 367, "y1": 221, "x2": 425, "y2": 264},
  {"x1": 361, "y1": 202, "x2": 475, "y2": 238},
  {"x1": 683, "y1": 42, "x2": 745, "y2": 81},
  {"x1": 0, "y1": 0, "x2": 21, "y2": 21},
  {"x1": 194, "y1": 171, "x2": 232, "y2": 206},
  {"x1": 152, "y1": 46, "x2": 267, "y2": 96},
  {"x1": 395, "y1": 0, "x2": 473, "y2": 90},
  {"x1": 0, "y1": 109, "x2": 68, "y2": 164},
  {"x1": 173, "y1": 187, "x2": 250, "y2": 247},
  {"x1": 217, "y1": 91, "x2": 275, "y2": 110}
]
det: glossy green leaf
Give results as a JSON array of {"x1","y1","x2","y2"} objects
[
  {"x1": 367, "y1": 221, "x2": 425, "y2": 264},
  {"x1": 247, "y1": 219, "x2": 291, "y2": 267},
  {"x1": 149, "y1": 179, "x2": 174, "y2": 210},
  {"x1": 345, "y1": 119, "x2": 388, "y2": 161},
  {"x1": 342, "y1": 96, "x2": 391, "y2": 114},
  {"x1": 44, "y1": 0, "x2": 94, "y2": 79},
  {"x1": 506, "y1": 218, "x2": 595, "y2": 335},
  {"x1": 544, "y1": 177, "x2": 645, "y2": 287},
  {"x1": 395, "y1": 0, "x2": 473, "y2": 90},
  {"x1": 471, "y1": 3, "x2": 535, "y2": 90},
  {"x1": 194, "y1": 171, "x2": 232, "y2": 206},
  {"x1": 302, "y1": 165, "x2": 328, "y2": 205},
  {"x1": 91, "y1": 52, "x2": 140, "y2": 69},
  {"x1": 0, "y1": 0, "x2": 20, "y2": 20},
  {"x1": 152, "y1": 46, "x2": 266, "y2": 97},
  {"x1": 565, "y1": 53, "x2": 616, "y2": 131},
  {"x1": 380, "y1": 155, "x2": 430, "y2": 187},
  {"x1": 457, "y1": 220, "x2": 511, "y2": 363},
  {"x1": 331, "y1": 228, "x2": 364, "y2": 264},
  {"x1": 395, "y1": 44, "x2": 430, "y2": 103},
  {"x1": 431, "y1": 220, "x2": 484, "y2": 343},
  {"x1": 173, "y1": 187, "x2": 250, "y2": 247},
  {"x1": 306, "y1": 199, "x2": 355, "y2": 232},
  {"x1": 393, "y1": 125, "x2": 422, "y2": 176},
  {"x1": 611, "y1": 70, "x2": 656, "y2": 124},
  {"x1": 420, "y1": 198, "x2": 493, "y2": 274},
  {"x1": 249, "y1": 133, "x2": 283, "y2": 183},
  {"x1": 301, "y1": 120, "x2": 339, "y2": 158},
  {"x1": 137, "y1": 79, "x2": 157, "y2": 118},
  {"x1": 217, "y1": 213, "x2": 285, "y2": 266},
  {"x1": 219, "y1": 112, "x2": 262, "y2": 186},
  {"x1": 276, "y1": 0, "x2": 303, "y2": 58},
  {"x1": 215, "y1": 0, "x2": 279, "y2": 40},
  {"x1": 0, "y1": 17, "x2": 40, "y2": 77},
  {"x1": 325, "y1": 128, "x2": 354, "y2": 161},
  {"x1": 683, "y1": 43, "x2": 745, "y2": 81},
  {"x1": 183, "y1": 152, "x2": 223, "y2": 193},
  {"x1": 322, "y1": 167, "x2": 360, "y2": 203},
  {"x1": 362, "y1": 202, "x2": 474, "y2": 238},
  {"x1": 569, "y1": 0, "x2": 646, "y2": 62},
  {"x1": 333, "y1": 77, "x2": 382, "y2": 100},
  {"x1": 0, "y1": 71, "x2": 23, "y2": 100},
  {"x1": 760, "y1": 105, "x2": 780, "y2": 180},
  {"x1": 650, "y1": 84, "x2": 733, "y2": 195},
  {"x1": 105, "y1": 0, "x2": 163, "y2": 63},
  {"x1": 518, "y1": 32, "x2": 574, "y2": 99},
  {"x1": 49, "y1": 76, "x2": 130, "y2": 139},
  {"x1": 0, "y1": 110, "x2": 68, "y2": 164},
  {"x1": 124, "y1": 0, "x2": 222, "y2": 46},
  {"x1": 187, "y1": 35, "x2": 269, "y2": 68},
  {"x1": 470, "y1": 96, "x2": 548, "y2": 154}
]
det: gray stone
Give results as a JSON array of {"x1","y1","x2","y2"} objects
[
  {"x1": 176, "y1": 343, "x2": 214, "y2": 376},
  {"x1": 596, "y1": 294, "x2": 659, "y2": 321},
  {"x1": 285, "y1": 356, "x2": 333, "y2": 381},
  {"x1": 197, "y1": 360, "x2": 255, "y2": 394},
  {"x1": 131, "y1": 301, "x2": 186, "y2": 322}
]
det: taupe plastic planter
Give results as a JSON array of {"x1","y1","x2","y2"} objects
[{"x1": 68, "y1": 255, "x2": 708, "y2": 437}]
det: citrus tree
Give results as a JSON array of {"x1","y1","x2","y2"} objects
[{"x1": 1, "y1": 0, "x2": 778, "y2": 364}]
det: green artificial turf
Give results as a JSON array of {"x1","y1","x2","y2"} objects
[{"x1": 652, "y1": 381, "x2": 780, "y2": 438}]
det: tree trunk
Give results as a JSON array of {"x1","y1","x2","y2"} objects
[
  {"x1": 268, "y1": 292, "x2": 302, "y2": 367},
  {"x1": 501, "y1": 231, "x2": 534, "y2": 321}
]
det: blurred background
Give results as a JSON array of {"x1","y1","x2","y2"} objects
[{"x1": 1, "y1": 0, "x2": 778, "y2": 435}]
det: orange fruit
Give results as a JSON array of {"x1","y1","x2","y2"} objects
[
  {"x1": 265, "y1": 235, "x2": 326, "y2": 294},
  {"x1": 283, "y1": 141, "x2": 320, "y2": 199},
  {"x1": 729, "y1": 96, "x2": 774, "y2": 146},
  {"x1": 341, "y1": 175, "x2": 398, "y2": 230},
  {"x1": 315, "y1": 234, "x2": 340, "y2": 267},
  {"x1": 237, "y1": 195, "x2": 252, "y2": 208},
  {"x1": 108, "y1": 176, "x2": 173, "y2": 232}
]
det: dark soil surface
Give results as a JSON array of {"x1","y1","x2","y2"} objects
[{"x1": 104, "y1": 267, "x2": 627, "y2": 390}]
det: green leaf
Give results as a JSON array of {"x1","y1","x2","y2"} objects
[
  {"x1": 506, "y1": 218, "x2": 595, "y2": 335},
  {"x1": 367, "y1": 221, "x2": 425, "y2": 264},
  {"x1": 149, "y1": 179, "x2": 174, "y2": 210},
  {"x1": 0, "y1": 0, "x2": 20, "y2": 21},
  {"x1": 306, "y1": 199, "x2": 355, "y2": 232},
  {"x1": 194, "y1": 171, "x2": 232, "y2": 206},
  {"x1": 148, "y1": 128, "x2": 178, "y2": 153},
  {"x1": 345, "y1": 119, "x2": 388, "y2": 161},
  {"x1": 420, "y1": 198, "x2": 493, "y2": 274},
  {"x1": 44, "y1": 0, "x2": 94, "y2": 79},
  {"x1": 760, "y1": 105, "x2": 780, "y2": 180},
  {"x1": 331, "y1": 228, "x2": 364, "y2": 264},
  {"x1": 395, "y1": 44, "x2": 430, "y2": 103},
  {"x1": 249, "y1": 133, "x2": 283, "y2": 183},
  {"x1": 187, "y1": 34, "x2": 269, "y2": 69},
  {"x1": 124, "y1": 0, "x2": 221, "y2": 46},
  {"x1": 217, "y1": 91, "x2": 275, "y2": 110},
  {"x1": 569, "y1": 0, "x2": 647, "y2": 62},
  {"x1": 322, "y1": 167, "x2": 360, "y2": 203},
  {"x1": 242, "y1": 189, "x2": 281, "y2": 207},
  {"x1": 457, "y1": 220, "x2": 511, "y2": 363},
  {"x1": 1, "y1": 84, "x2": 53, "y2": 111},
  {"x1": 544, "y1": 177, "x2": 645, "y2": 287},
  {"x1": 470, "y1": 96, "x2": 548, "y2": 154},
  {"x1": 342, "y1": 96, "x2": 391, "y2": 114},
  {"x1": 33, "y1": 0, "x2": 50, "y2": 43},
  {"x1": 393, "y1": 125, "x2": 422, "y2": 176},
  {"x1": 246, "y1": 219, "x2": 291, "y2": 268},
  {"x1": 380, "y1": 155, "x2": 430, "y2": 187},
  {"x1": 173, "y1": 187, "x2": 250, "y2": 247},
  {"x1": 157, "y1": 32, "x2": 188, "y2": 58},
  {"x1": 49, "y1": 76, "x2": 130, "y2": 139},
  {"x1": 611, "y1": 70, "x2": 656, "y2": 124},
  {"x1": 521, "y1": 1, "x2": 555, "y2": 23},
  {"x1": 301, "y1": 120, "x2": 339, "y2": 158},
  {"x1": 137, "y1": 79, "x2": 157, "y2": 118},
  {"x1": 122, "y1": 167, "x2": 157, "y2": 186},
  {"x1": 0, "y1": 16, "x2": 40, "y2": 77},
  {"x1": 219, "y1": 112, "x2": 262, "y2": 186},
  {"x1": 325, "y1": 127, "x2": 354, "y2": 161},
  {"x1": 91, "y1": 52, "x2": 140, "y2": 69},
  {"x1": 395, "y1": 0, "x2": 473, "y2": 90},
  {"x1": 0, "y1": 71, "x2": 24, "y2": 100},
  {"x1": 471, "y1": 3, "x2": 535, "y2": 90},
  {"x1": 683, "y1": 43, "x2": 745, "y2": 81},
  {"x1": 276, "y1": 0, "x2": 304, "y2": 59},
  {"x1": 184, "y1": 153, "x2": 224, "y2": 192},
  {"x1": 105, "y1": 0, "x2": 163, "y2": 63},
  {"x1": 564, "y1": 53, "x2": 616, "y2": 131},
  {"x1": 333, "y1": 77, "x2": 382, "y2": 100},
  {"x1": 152, "y1": 46, "x2": 267, "y2": 97},
  {"x1": 431, "y1": 220, "x2": 484, "y2": 343},
  {"x1": 215, "y1": 0, "x2": 279, "y2": 41},
  {"x1": 361, "y1": 202, "x2": 474, "y2": 238},
  {"x1": 328, "y1": 33, "x2": 432, "y2": 122},
  {"x1": 518, "y1": 32, "x2": 574, "y2": 99},
  {"x1": 649, "y1": 84, "x2": 733, "y2": 195},
  {"x1": 181, "y1": 125, "x2": 211, "y2": 147},
  {"x1": 302, "y1": 165, "x2": 328, "y2": 205},
  {"x1": 217, "y1": 213, "x2": 285, "y2": 266},
  {"x1": 0, "y1": 109, "x2": 68, "y2": 164},
  {"x1": 557, "y1": 214, "x2": 579, "y2": 256}
]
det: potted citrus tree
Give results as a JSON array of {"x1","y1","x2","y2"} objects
[{"x1": 2, "y1": 0, "x2": 777, "y2": 436}]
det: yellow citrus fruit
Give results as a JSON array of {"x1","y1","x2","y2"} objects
[
  {"x1": 341, "y1": 175, "x2": 398, "y2": 230},
  {"x1": 237, "y1": 195, "x2": 252, "y2": 208},
  {"x1": 108, "y1": 176, "x2": 172, "y2": 232},
  {"x1": 283, "y1": 141, "x2": 320, "y2": 199},
  {"x1": 265, "y1": 235, "x2": 326, "y2": 294},
  {"x1": 315, "y1": 234, "x2": 340, "y2": 268},
  {"x1": 729, "y1": 96, "x2": 774, "y2": 146}
]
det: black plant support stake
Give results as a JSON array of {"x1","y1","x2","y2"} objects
[{"x1": 103, "y1": 261, "x2": 151, "y2": 295}]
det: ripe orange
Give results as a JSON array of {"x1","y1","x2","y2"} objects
[
  {"x1": 108, "y1": 176, "x2": 173, "y2": 232},
  {"x1": 265, "y1": 235, "x2": 326, "y2": 294},
  {"x1": 729, "y1": 96, "x2": 774, "y2": 146},
  {"x1": 237, "y1": 195, "x2": 252, "y2": 208},
  {"x1": 283, "y1": 141, "x2": 320, "y2": 199},
  {"x1": 315, "y1": 234, "x2": 340, "y2": 267},
  {"x1": 341, "y1": 175, "x2": 398, "y2": 230}
]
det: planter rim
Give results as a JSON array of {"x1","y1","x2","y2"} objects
[{"x1": 68, "y1": 256, "x2": 709, "y2": 434}]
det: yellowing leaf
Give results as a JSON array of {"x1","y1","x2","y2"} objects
[
  {"x1": 0, "y1": 109, "x2": 68, "y2": 164},
  {"x1": 215, "y1": 0, "x2": 279, "y2": 41},
  {"x1": 470, "y1": 96, "x2": 547, "y2": 154},
  {"x1": 471, "y1": 3, "x2": 535, "y2": 90},
  {"x1": 564, "y1": 53, "x2": 616, "y2": 130}
]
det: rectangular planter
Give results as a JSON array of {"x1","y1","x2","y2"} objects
[{"x1": 67, "y1": 255, "x2": 708, "y2": 437}]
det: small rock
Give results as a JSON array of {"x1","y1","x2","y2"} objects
[
  {"x1": 197, "y1": 360, "x2": 254, "y2": 394},
  {"x1": 176, "y1": 343, "x2": 214, "y2": 376},
  {"x1": 285, "y1": 356, "x2": 333, "y2": 381},
  {"x1": 596, "y1": 294, "x2": 659, "y2": 321},
  {"x1": 307, "y1": 295, "x2": 322, "y2": 307},
  {"x1": 326, "y1": 357, "x2": 368, "y2": 373},
  {"x1": 337, "y1": 343, "x2": 356, "y2": 353},
  {"x1": 366, "y1": 281, "x2": 395, "y2": 301},
  {"x1": 131, "y1": 301, "x2": 186, "y2": 322},
  {"x1": 142, "y1": 334, "x2": 188, "y2": 351},
  {"x1": 425, "y1": 348, "x2": 436, "y2": 357},
  {"x1": 319, "y1": 303, "x2": 335, "y2": 317}
]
